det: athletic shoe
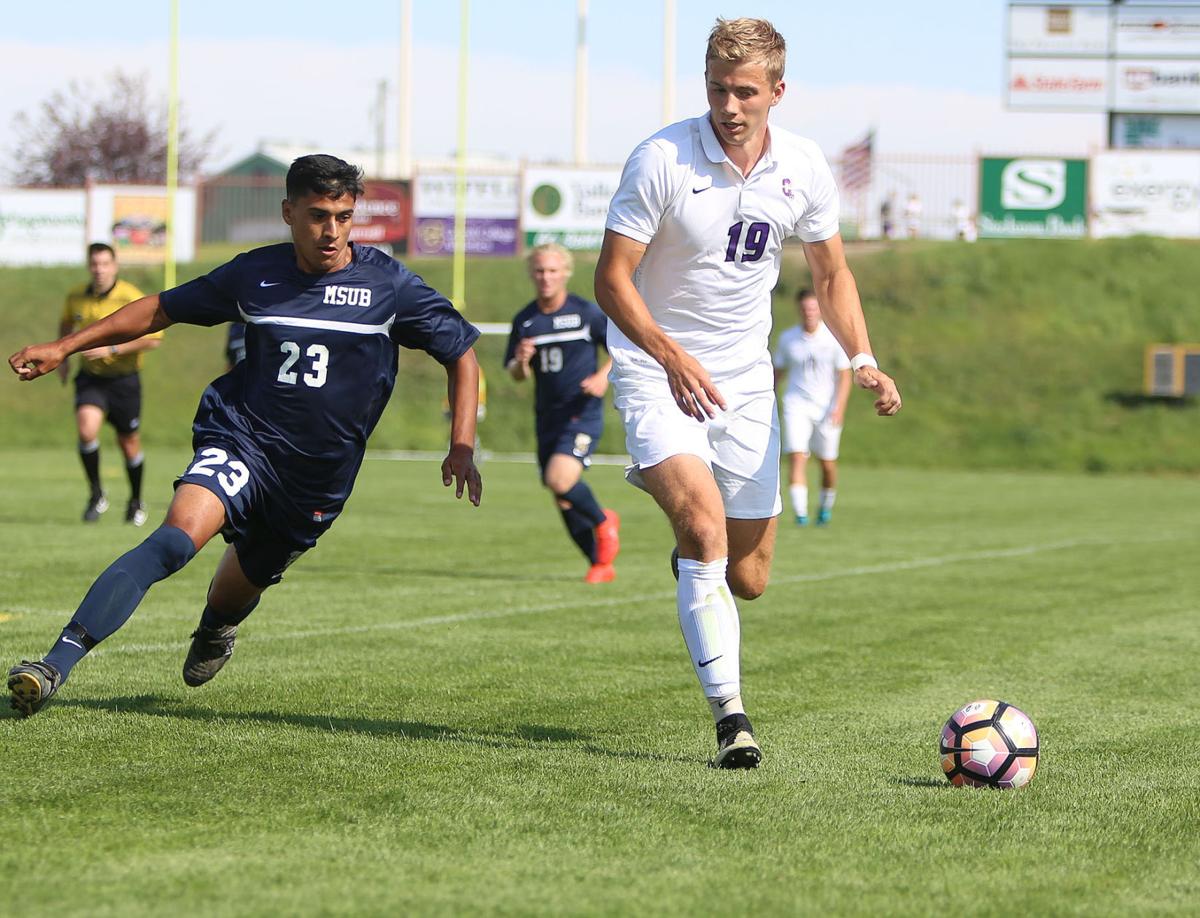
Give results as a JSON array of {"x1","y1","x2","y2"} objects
[
  {"x1": 584, "y1": 562, "x2": 616, "y2": 583},
  {"x1": 7, "y1": 660, "x2": 63, "y2": 718},
  {"x1": 182, "y1": 624, "x2": 238, "y2": 687},
  {"x1": 795, "y1": 514, "x2": 809, "y2": 526},
  {"x1": 711, "y1": 712, "x2": 762, "y2": 769},
  {"x1": 670, "y1": 546, "x2": 679, "y2": 581},
  {"x1": 125, "y1": 499, "x2": 148, "y2": 527},
  {"x1": 595, "y1": 510, "x2": 621, "y2": 565},
  {"x1": 816, "y1": 509, "x2": 832, "y2": 526},
  {"x1": 82, "y1": 493, "x2": 109, "y2": 522}
]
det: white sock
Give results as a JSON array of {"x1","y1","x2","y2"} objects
[
  {"x1": 789, "y1": 485, "x2": 808, "y2": 517},
  {"x1": 676, "y1": 557, "x2": 741, "y2": 711},
  {"x1": 820, "y1": 488, "x2": 837, "y2": 511}
]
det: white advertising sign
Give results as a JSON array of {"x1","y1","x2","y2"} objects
[
  {"x1": 0, "y1": 189, "x2": 86, "y2": 265},
  {"x1": 1113, "y1": 113, "x2": 1200, "y2": 149},
  {"x1": 521, "y1": 166, "x2": 623, "y2": 249},
  {"x1": 1116, "y1": 5, "x2": 1200, "y2": 57},
  {"x1": 1114, "y1": 59, "x2": 1200, "y2": 113},
  {"x1": 412, "y1": 173, "x2": 519, "y2": 219},
  {"x1": 1090, "y1": 151, "x2": 1200, "y2": 238},
  {"x1": 1007, "y1": 57, "x2": 1109, "y2": 111},
  {"x1": 86, "y1": 185, "x2": 197, "y2": 263},
  {"x1": 1008, "y1": 4, "x2": 1111, "y2": 55}
]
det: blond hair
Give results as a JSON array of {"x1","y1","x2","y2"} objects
[
  {"x1": 526, "y1": 242, "x2": 574, "y2": 275},
  {"x1": 705, "y1": 18, "x2": 786, "y2": 85}
]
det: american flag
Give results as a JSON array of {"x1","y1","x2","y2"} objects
[{"x1": 840, "y1": 130, "x2": 874, "y2": 192}]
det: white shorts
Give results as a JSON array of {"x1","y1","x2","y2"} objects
[
  {"x1": 782, "y1": 397, "x2": 842, "y2": 460},
  {"x1": 612, "y1": 358, "x2": 782, "y2": 520}
]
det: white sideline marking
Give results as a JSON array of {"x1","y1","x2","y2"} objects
[{"x1": 81, "y1": 537, "x2": 1106, "y2": 658}]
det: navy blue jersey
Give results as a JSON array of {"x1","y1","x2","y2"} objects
[
  {"x1": 503, "y1": 294, "x2": 608, "y2": 433},
  {"x1": 161, "y1": 243, "x2": 478, "y2": 509},
  {"x1": 225, "y1": 321, "x2": 247, "y2": 366}
]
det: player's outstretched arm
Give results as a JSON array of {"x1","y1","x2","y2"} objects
[
  {"x1": 442, "y1": 348, "x2": 483, "y2": 506},
  {"x1": 10, "y1": 294, "x2": 171, "y2": 382},
  {"x1": 802, "y1": 236, "x2": 902, "y2": 417},
  {"x1": 594, "y1": 230, "x2": 726, "y2": 421}
]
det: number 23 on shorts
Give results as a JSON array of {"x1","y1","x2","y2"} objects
[{"x1": 185, "y1": 446, "x2": 251, "y2": 497}]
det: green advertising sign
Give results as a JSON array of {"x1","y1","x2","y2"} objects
[{"x1": 978, "y1": 157, "x2": 1088, "y2": 238}]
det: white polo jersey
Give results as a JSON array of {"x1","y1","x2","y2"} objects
[
  {"x1": 605, "y1": 114, "x2": 840, "y2": 381},
  {"x1": 773, "y1": 321, "x2": 851, "y2": 411}
]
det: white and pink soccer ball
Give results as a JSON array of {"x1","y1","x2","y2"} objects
[{"x1": 939, "y1": 699, "x2": 1039, "y2": 789}]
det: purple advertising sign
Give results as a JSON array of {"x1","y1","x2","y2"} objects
[{"x1": 412, "y1": 217, "x2": 519, "y2": 256}]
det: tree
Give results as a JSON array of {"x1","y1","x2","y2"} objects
[{"x1": 10, "y1": 70, "x2": 216, "y2": 187}]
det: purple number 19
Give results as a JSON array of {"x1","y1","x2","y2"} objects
[{"x1": 724, "y1": 221, "x2": 770, "y2": 263}]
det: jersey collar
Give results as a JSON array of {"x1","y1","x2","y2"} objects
[{"x1": 698, "y1": 114, "x2": 777, "y2": 175}]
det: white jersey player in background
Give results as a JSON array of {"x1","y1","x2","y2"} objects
[
  {"x1": 594, "y1": 17, "x2": 901, "y2": 769},
  {"x1": 773, "y1": 288, "x2": 852, "y2": 526}
]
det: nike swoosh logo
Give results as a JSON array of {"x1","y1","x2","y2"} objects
[
  {"x1": 259, "y1": 281, "x2": 282, "y2": 287},
  {"x1": 692, "y1": 186, "x2": 710, "y2": 194},
  {"x1": 61, "y1": 637, "x2": 83, "y2": 649},
  {"x1": 697, "y1": 654, "x2": 723, "y2": 667},
  {"x1": 718, "y1": 697, "x2": 736, "y2": 708},
  {"x1": 522, "y1": 319, "x2": 534, "y2": 327}
]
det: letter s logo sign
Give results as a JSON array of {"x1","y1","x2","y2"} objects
[{"x1": 1002, "y1": 159, "x2": 1066, "y2": 210}]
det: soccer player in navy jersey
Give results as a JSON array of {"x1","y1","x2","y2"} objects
[
  {"x1": 6, "y1": 154, "x2": 483, "y2": 717},
  {"x1": 505, "y1": 243, "x2": 620, "y2": 583}
]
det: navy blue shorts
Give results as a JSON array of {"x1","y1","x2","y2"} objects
[
  {"x1": 536, "y1": 417, "x2": 603, "y2": 472},
  {"x1": 175, "y1": 436, "x2": 336, "y2": 588},
  {"x1": 75, "y1": 371, "x2": 142, "y2": 435}
]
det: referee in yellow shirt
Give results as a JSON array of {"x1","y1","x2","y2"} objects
[{"x1": 58, "y1": 243, "x2": 163, "y2": 524}]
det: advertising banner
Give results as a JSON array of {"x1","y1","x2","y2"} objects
[
  {"x1": 978, "y1": 157, "x2": 1088, "y2": 238},
  {"x1": 522, "y1": 166, "x2": 622, "y2": 250},
  {"x1": 0, "y1": 189, "x2": 86, "y2": 265},
  {"x1": 1008, "y1": 4, "x2": 1111, "y2": 56},
  {"x1": 1113, "y1": 60, "x2": 1200, "y2": 114},
  {"x1": 411, "y1": 172, "x2": 519, "y2": 256},
  {"x1": 350, "y1": 180, "x2": 410, "y2": 255},
  {"x1": 1090, "y1": 151, "x2": 1200, "y2": 238},
  {"x1": 1113, "y1": 113, "x2": 1200, "y2": 149},
  {"x1": 86, "y1": 185, "x2": 197, "y2": 263},
  {"x1": 1006, "y1": 58, "x2": 1108, "y2": 112},
  {"x1": 1116, "y1": 5, "x2": 1200, "y2": 57}
]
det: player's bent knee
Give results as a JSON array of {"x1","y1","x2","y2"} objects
[{"x1": 728, "y1": 569, "x2": 769, "y2": 601}]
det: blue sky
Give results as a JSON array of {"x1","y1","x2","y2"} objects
[{"x1": 0, "y1": 1, "x2": 1105, "y2": 172}]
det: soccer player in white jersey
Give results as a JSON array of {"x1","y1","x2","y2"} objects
[
  {"x1": 773, "y1": 288, "x2": 852, "y2": 526},
  {"x1": 594, "y1": 17, "x2": 901, "y2": 768}
]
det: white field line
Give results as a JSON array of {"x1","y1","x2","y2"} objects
[
  {"x1": 70, "y1": 537, "x2": 1107, "y2": 657},
  {"x1": 367, "y1": 449, "x2": 631, "y2": 466}
]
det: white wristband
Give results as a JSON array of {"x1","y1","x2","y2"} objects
[{"x1": 850, "y1": 353, "x2": 878, "y2": 371}]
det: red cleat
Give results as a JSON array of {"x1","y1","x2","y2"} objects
[
  {"x1": 584, "y1": 562, "x2": 616, "y2": 583},
  {"x1": 595, "y1": 509, "x2": 621, "y2": 565}
]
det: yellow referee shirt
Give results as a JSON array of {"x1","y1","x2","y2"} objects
[{"x1": 61, "y1": 278, "x2": 162, "y2": 377}]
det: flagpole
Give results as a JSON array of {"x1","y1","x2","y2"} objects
[
  {"x1": 165, "y1": 0, "x2": 180, "y2": 288},
  {"x1": 452, "y1": 0, "x2": 469, "y2": 311}
]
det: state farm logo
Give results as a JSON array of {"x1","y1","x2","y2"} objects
[
  {"x1": 1010, "y1": 73, "x2": 1104, "y2": 93},
  {"x1": 1002, "y1": 160, "x2": 1067, "y2": 210}
]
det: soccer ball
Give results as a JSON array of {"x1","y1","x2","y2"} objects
[{"x1": 939, "y1": 699, "x2": 1039, "y2": 789}]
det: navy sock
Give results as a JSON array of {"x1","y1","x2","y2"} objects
[
  {"x1": 559, "y1": 481, "x2": 606, "y2": 527},
  {"x1": 43, "y1": 525, "x2": 197, "y2": 680},
  {"x1": 560, "y1": 507, "x2": 598, "y2": 563},
  {"x1": 200, "y1": 596, "x2": 260, "y2": 630},
  {"x1": 79, "y1": 441, "x2": 102, "y2": 497}
]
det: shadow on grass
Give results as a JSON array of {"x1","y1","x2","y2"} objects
[
  {"x1": 58, "y1": 694, "x2": 692, "y2": 764},
  {"x1": 1104, "y1": 392, "x2": 1194, "y2": 409},
  {"x1": 892, "y1": 776, "x2": 949, "y2": 789}
]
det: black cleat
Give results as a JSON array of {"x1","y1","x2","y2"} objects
[
  {"x1": 671, "y1": 546, "x2": 679, "y2": 581},
  {"x1": 8, "y1": 660, "x2": 63, "y2": 718},
  {"x1": 82, "y1": 493, "x2": 109, "y2": 522},
  {"x1": 125, "y1": 499, "x2": 148, "y2": 527},
  {"x1": 183, "y1": 624, "x2": 238, "y2": 687},
  {"x1": 710, "y1": 712, "x2": 762, "y2": 769}
]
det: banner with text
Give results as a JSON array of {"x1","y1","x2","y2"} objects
[
  {"x1": 349, "y1": 181, "x2": 410, "y2": 256},
  {"x1": 0, "y1": 189, "x2": 86, "y2": 265},
  {"x1": 411, "y1": 172, "x2": 519, "y2": 256},
  {"x1": 978, "y1": 157, "x2": 1088, "y2": 238},
  {"x1": 522, "y1": 166, "x2": 622, "y2": 250},
  {"x1": 1090, "y1": 151, "x2": 1200, "y2": 238}
]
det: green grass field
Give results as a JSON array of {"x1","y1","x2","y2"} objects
[{"x1": 1, "y1": 449, "x2": 1197, "y2": 915}]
